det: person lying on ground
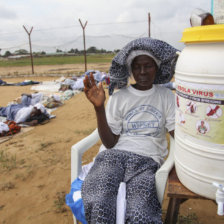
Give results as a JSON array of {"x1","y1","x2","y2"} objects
[
  {"x1": 59, "y1": 71, "x2": 109, "y2": 92},
  {"x1": 20, "y1": 92, "x2": 44, "y2": 106},
  {"x1": 0, "y1": 79, "x2": 9, "y2": 86},
  {"x1": 0, "y1": 103, "x2": 49, "y2": 126},
  {"x1": 20, "y1": 92, "x2": 63, "y2": 109},
  {"x1": 82, "y1": 37, "x2": 177, "y2": 223},
  {"x1": 15, "y1": 80, "x2": 40, "y2": 86},
  {"x1": 0, "y1": 80, "x2": 40, "y2": 86}
]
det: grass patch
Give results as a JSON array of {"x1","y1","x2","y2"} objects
[
  {"x1": 36, "y1": 142, "x2": 54, "y2": 152},
  {"x1": 37, "y1": 184, "x2": 45, "y2": 189},
  {"x1": 0, "y1": 54, "x2": 114, "y2": 67},
  {"x1": 54, "y1": 191, "x2": 67, "y2": 213},
  {"x1": 74, "y1": 128, "x2": 95, "y2": 135},
  {"x1": 15, "y1": 169, "x2": 34, "y2": 181},
  {"x1": 0, "y1": 150, "x2": 17, "y2": 171},
  {"x1": 0, "y1": 182, "x2": 15, "y2": 191},
  {"x1": 15, "y1": 165, "x2": 34, "y2": 181},
  {"x1": 19, "y1": 159, "x2": 26, "y2": 165},
  {"x1": 178, "y1": 213, "x2": 201, "y2": 224}
]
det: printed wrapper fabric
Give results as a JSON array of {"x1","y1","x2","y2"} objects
[{"x1": 109, "y1": 37, "x2": 178, "y2": 95}]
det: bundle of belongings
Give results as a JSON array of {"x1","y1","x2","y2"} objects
[
  {"x1": 42, "y1": 95, "x2": 63, "y2": 109},
  {"x1": 0, "y1": 121, "x2": 21, "y2": 137}
]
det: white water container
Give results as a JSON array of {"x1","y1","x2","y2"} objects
[{"x1": 174, "y1": 25, "x2": 224, "y2": 200}]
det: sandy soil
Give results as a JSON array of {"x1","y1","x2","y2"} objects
[
  {"x1": 0, "y1": 63, "x2": 111, "y2": 78},
  {"x1": 0, "y1": 65, "x2": 224, "y2": 224}
]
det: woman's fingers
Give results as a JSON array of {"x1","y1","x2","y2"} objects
[
  {"x1": 98, "y1": 82, "x2": 105, "y2": 99},
  {"x1": 84, "y1": 73, "x2": 96, "y2": 89},
  {"x1": 83, "y1": 75, "x2": 91, "y2": 89},
  {"x1": 89, "y1": 73, "x2": 96, "y2": 86},
  {"x1": 98, "y1": 82, "x2": 103, "y2": 91},
  {"x1": 84, "y1": 73, "x2": 102, "y2": 100},
  {"x1": 83, "y1": 76, "x2": 91, "y2": 97}
]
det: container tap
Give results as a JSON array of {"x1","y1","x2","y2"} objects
[{"x1": 212, "y1": 182, "x2": 224, "y2": 216}]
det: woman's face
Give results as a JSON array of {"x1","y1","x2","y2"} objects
[{"x1": 131, "y1": 55, "x2": 157, "y2": 90}]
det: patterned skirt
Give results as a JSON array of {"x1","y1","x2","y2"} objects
[{"x1": 81, "y1": 149, "x2": 163, "y2": 224}]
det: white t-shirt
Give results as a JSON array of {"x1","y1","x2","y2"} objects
[
  {"x1": 100, "y1": 84, "x2": 175, "y2": 165},
  {"x1": 14, "y1": 106, "x2": 33, "y2": 123}
]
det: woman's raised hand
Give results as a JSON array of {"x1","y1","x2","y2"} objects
[{"x1": 83, "y1": 73, "x2": 106, "y2": 108}]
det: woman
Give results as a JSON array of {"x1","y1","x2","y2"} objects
[{"x1": 82, "y1": 37, "x2": 177, "y2": 223}]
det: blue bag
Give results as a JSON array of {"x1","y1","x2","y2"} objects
[{"x1": 65, "y1": 178, "x2": 87, "y2": 224}]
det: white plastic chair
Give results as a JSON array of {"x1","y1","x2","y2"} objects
[{"x1": 71, "y1": 128, "x2": 175, "y2": 224}]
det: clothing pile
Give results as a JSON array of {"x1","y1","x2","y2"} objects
[{"x1": 0, "y1": 121, "x2": 21, "y2": 137}]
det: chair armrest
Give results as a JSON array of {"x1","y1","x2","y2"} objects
[
  {"x1": 155, "y1": 136, "x2": 175, "y2": 205},
  {"x1": 71, "y1": 129, "x2": 99, "y2": 182}
]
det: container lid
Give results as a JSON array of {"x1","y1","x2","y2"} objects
[{"x1": 181, "y1": 24, "x2": 224, "y2": 43}]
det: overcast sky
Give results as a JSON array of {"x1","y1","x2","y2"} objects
[{"x1": 0, "y1": 0, "x2": 211, "y2": 54}]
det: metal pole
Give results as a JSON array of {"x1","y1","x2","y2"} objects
[
  {"x1": 211, "y1": 0, "x2": 214, "y2": 15},
  {"x1": 148, "y1": 13, "x2": 151, "y2": 37},
  {"x1": 79, "y1": 19, "x2": 88, "y2": 72},
  {"x1": 23, "y1": 25, "x2": 34, "y2": 74}
]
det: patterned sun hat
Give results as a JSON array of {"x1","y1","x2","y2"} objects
[{"x1": 108, "y1": 37, "x2": 178, "y2": 95}]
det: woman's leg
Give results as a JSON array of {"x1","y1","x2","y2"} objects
[
  {"x1": 125, "y1": 156, "x2": 162, "y2": 224},
  {"x1": 81, "y1": 149, "x2": 126, "y2": 224}
]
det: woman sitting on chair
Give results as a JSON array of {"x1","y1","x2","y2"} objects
[{"x1": 82, "y1": 37, "x2": 177, "y2": 223}]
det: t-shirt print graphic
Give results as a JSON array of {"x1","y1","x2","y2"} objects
[{"x1": 124, "y1": 105, "x2": 162, "y2": 137}]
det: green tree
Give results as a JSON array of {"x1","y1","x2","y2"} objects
[
  {"x1": 68, "y1": 48, "x2": 79, "y2": 54},
  {"x1": 4, "y1": 51, "x2": 12, "y2": 57},
  {"x1": 14, "y1": 49, "x2": 28, "y2": 55},
  {"x1": 99, "y1": 48, "x2": 107, "y2": 53},
  {"x1": 87, "y1": 46, "x2": 98, "y2": 53}
]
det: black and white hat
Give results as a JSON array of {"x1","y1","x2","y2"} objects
[{"x1": 109, "y1": 37, "x2": 178, "y2": 95}]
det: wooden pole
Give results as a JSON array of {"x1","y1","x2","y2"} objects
[
  {"x1": 79, "y1": 19, "x2": 88, "y2": 72},
  {"x1": 148, "y1": 13, "x2": 151, "y2": 37},
  {"x1": 23, "y1": 25, "x2": 34, "y2": 74}
]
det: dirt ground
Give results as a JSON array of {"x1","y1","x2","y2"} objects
[
  {"x1": 0, "y1": 65, "x2": 224, "y2": 224},
  {"x1": 0, "y1": 63, "x2": 111, "y2": 78}
]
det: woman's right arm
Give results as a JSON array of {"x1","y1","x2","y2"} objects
[{"x1": 83, "y1": 73, "x2": 119, "y2": 148}]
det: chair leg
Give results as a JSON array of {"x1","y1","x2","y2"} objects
[
  {"x1": 73, "y1": 215, "x2": 77, "y2": 224},
  {"x1": 164, "y1": 197, "x2": 182, "y2": 224}
]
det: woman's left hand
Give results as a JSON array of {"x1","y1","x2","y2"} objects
[{"x1": 83, "y1": 73, "x2": 106, "y2": 108}]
